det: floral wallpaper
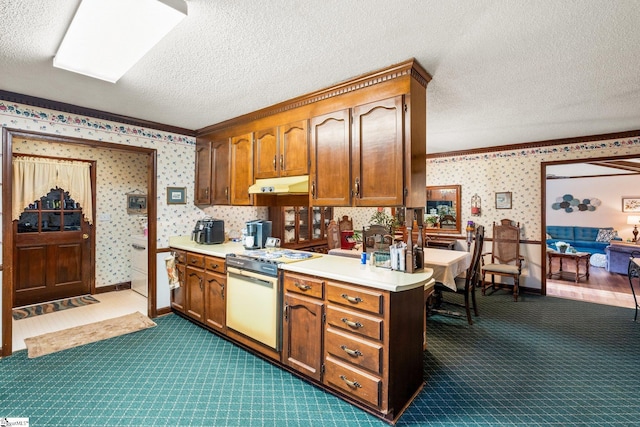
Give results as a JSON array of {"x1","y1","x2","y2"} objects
[{"x1": 427, "y1": 136, "x2": 640, "y2": 241}]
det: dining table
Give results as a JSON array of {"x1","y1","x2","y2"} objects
[{"x1": 422, "y1": 248, "x2": 471, "y2": 290}]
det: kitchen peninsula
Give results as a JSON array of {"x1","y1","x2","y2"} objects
[{"x1": 168, "y1": 235, "x2": 433, "y2": 423}]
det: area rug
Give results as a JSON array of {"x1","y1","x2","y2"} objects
[
  {"x1": 24, "y1": 311, "x2": 156, "y2": 358},
  {"x1": 12, "y1": 295, "x2": 100, "y2": 320},
  {"x1": 590, "y1": 253, "x2": 607, "y2": 268}
]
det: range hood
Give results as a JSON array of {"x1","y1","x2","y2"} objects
[{"x1": 248, "y1": 175, "x2": 309, "y2": 194}]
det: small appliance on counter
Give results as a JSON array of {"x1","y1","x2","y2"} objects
[
  {"x1": 191, "y1": 217, "x2": 225, "y2": 244},
  {"x1": 244, "y1": 219, "x2": 272, "y2": 249}
]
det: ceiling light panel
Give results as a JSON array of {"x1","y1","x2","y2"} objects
[{"x1": 53, "y1": 0, "x2": 187, "y2": 83}]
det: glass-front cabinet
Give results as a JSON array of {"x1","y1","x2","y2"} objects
[
  {"x1": 269, "y1": 206, "x2": 333, "y2": 252},
  {"x1": 17, "y1": 188, "x2": 82, "y2": 233}
]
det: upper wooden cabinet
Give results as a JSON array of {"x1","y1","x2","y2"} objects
[
  {"x1": 309, "y1": 109, "x2": 351, "y2": 206},
  {"x1": 194, "y1": 140, "x2": 212, "y2": 205},
  {"x1": 195, "y1": 138, "x2": 230, "y2": 206},
  {"x1": 352, "y1": 96, "x2": 404, "y2": 207},
  {"x1": 255, "y1": 120, "x2": 308, "y2": 179},
  {"x1": 196, "y1": 58, "x2": 430, "y2": 208},
  {"x1": 230, "y1": 133, "x2": 254, "y2": 206}
]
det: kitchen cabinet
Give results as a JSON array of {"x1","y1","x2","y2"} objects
[
  {"x1": 194, "y1": 140, "x2": 212, "y2": 205},
  {"x1": 322, "y1": 280, "x2": 423, "y2": 419},
  {"x1": 352, "y1": 96, "x2": 404, "y2": 207},
  {"x1": 204, "y1": 257, "x2": 226, "y2": 333},
  {"x1": 254, "y1": 121, "x2": 309, "y2": 179},
  {"x1": 269, "y1": 206, "x2": 333, "y2": 252},
  {"x1": 185, "y1": 254, "x2": 205, "y2": 322},
  {"x1": 282, "y1": 273, "x2": 325, "y2": 381},
  {"x1": 195, "y1": 138, "x2": 230, "y2": 205},
  {"x1": 211, "y1": 139, "x2": 231, "y2": 205},
  {"x1": 311, "y1": 96, "x2": 412, "y2": 207},
  {"x1": 309, "y1": 109, "x2": 352, "y2": 206},
  {"x1": 170, "y1": 250, "x2": 226, "y2": 331},
  {"x1": 230, "y1": 133, "x2": 253, "y2": 206}
]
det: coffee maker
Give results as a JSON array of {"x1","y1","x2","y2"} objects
[{"x1": 245, "y1": 220, "x2": 272, "y2": 249}]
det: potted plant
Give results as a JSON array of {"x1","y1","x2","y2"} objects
[
  {"x1": 425, "y1": 214, "x2": 439, "y2": 228},
  {"x1": 555, "y1": 241, "x2": 570, "y2": 253},
  {"x1": 369, "y1": 211, "x2": 400, "y2": 231}
]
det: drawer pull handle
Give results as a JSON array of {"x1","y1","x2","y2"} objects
[
  {"x1": 341, "y1": 318, "x2": 363, "y2": 329},
  {"x1": 210, "y1": 264, "x2": 218, "y2": 269},
  {"x1": 340, "y1": 345, "x2": 362, "y2": 357},
  {"x1": 294, "y1": 282, "x2": 311, "y2": 291},
  {"x1": 339, "y1": 375, "x2": 362, "y2": 389},
  {"x1": 341, "y1": 294, "x2": 362, "y2": 304}
]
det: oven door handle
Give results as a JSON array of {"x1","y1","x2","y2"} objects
[{"x1": 227, "y1": 268, "x2": 276, "y2": 288}]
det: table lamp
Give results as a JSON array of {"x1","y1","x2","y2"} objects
[{"x1": 628, "y1": 215, "x2": 640, "y2": 243}]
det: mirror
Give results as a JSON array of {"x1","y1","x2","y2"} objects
[{"x1": 426, "y1": 185, "x2": 461, "y2": 233}]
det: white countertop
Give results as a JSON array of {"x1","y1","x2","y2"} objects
[
  {"x1": 169, "y1": 235, "x2": 244, "y2": 258},
  {"x1": 169, "y1": 235, "x2": 433, "y2": 292},
  {"x1": 280, "y1": 254, "x2": 433, "y2": 292}
]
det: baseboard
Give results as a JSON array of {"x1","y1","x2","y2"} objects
[
  {"x1": 156, "y1": 306, "x2": 172, "y2": 316},
  {"x1": 94, "y1": 282, "x2": 131, "y2": 294}
]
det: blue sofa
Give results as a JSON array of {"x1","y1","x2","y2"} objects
[{"x1": 546, "y1": 226, "x2": 620, "y2": 255}]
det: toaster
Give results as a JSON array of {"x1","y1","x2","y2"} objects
[{"x1": 191, "y1": 217, "x2": 225, "y2": 244}]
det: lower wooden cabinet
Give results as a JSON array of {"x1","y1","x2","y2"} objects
[
  {"x1": 204, "y1": 270, "x2": 226, "y2": 333},
  {"x1": 170, "y1": 250, "x2": 226, "y2": 333},
  {"x1": 282, "y1": 271, "x2": 424, "y2": 422}
]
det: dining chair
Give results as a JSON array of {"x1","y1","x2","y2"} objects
[
  {"x1": 629, "y1": 251, "x2": 640, "y2": 321},
  {"x1": 326, "y1": 220, "x2": 340, "y2": 251},
  {"x1": 362, "y1": 224, "x2": 393, "y2": 254},
  {"x1": 430, "y1": 226, "x2": 485, "y2": 325},
  {"x1": 481, "y1": 219, "x2": 525, "y2": 301}
]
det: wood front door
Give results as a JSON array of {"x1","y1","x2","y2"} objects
[{"x1": 13, "y1": 187, "x2": 92, "y2": 307}]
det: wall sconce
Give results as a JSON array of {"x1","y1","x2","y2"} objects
[
  {"x1": 628, "y1": 215, "x2": 640, "y2": 243},
  {"x1": 54, "y1": 0, "x2": 187, "y2": 83},
  {"x1": 471, "y1": 194, "x2": 481, "y2": 216}
]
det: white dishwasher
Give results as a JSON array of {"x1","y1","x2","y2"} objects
[{"x1": 130, "y1": 235, "x2": 148, "y2": 297}]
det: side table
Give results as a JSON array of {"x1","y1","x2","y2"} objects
[{"x1": 547, "y1": 250, "x2": 591, "y2": 284}]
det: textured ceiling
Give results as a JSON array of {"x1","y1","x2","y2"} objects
[{"x1": 1, "y1": 0, "x2": 640, "y2": 153}]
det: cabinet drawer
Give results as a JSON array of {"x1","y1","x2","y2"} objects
[
  {"x1": 324, "y1": 356, "x2": 382, "y2": 408},
  {"x1": 204, "y1": 256, "x2": 226, "y2": 273},
  {"x1": 326, "y1": 282, "x2": 383, "y2": 314},
  {"x1": 284, "y1": 273, "x2": 324, "y2": 299},
  {"x1": 325, "y1": 305, "x2": 383, "y2": 341},
  {"x1": 186, "y1": 253, "x2": 205, "y2": 268},
  {"x1": 325, "y1": 327, "x2": 383, "y2": 374},
  {"x1": 173, "y1": 250, "x2": 187, "y2": 264}
]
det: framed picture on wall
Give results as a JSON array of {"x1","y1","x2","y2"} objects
[
  {"x1": 167, "y1": 187, "x2": 186, "y2": 205},
  {"x1": 495, "y1": 192, "x2": 512, "y2": 209},
  {"x1": 622, "y1": 197, "x2": 640, "y2": 212},
  {"x1": 127, "y1": 193, "x2": 147, "y2": 214}
]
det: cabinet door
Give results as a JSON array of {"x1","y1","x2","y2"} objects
[
  {"x1": 309, "y1": 109, "x2": 351, "y2": 206},
  {"x1": 282, "y1": 292, "x2": 324, "y2": 381},
  {"x1": 254, "y1": 127, "x2": 278, "y2": 179},
  {"x1": 204, "y1": 270, "x2": 226, "y2": 333},
  {"x1": 186, "y1": 266, "x2": 205, "y2": 321},
  {"x1": 195, "y1": 140, "x2": 213, "y2": 205},
  {"x1": 352, "y1": 96, "x2": 404, "y2": 207},
  {"x1": 230, "y1": 133, "x2": 254, "y2": 206},
  {"x1": 280, "y1": 120, "x2": 308, "y2": 177},
  {"x1": 171, "y1": 263, "x2": 186, "y2": 313},
  {"x1": 211, "y1": 139, "x2": 231, "y2": 205}
]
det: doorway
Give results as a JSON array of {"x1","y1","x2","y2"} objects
[
  {"x1": 2, "y1": 128, "x2": 157, "y2": 356},
  {"x1": 541, "y1": 155, "x2": 639, "y2": 306}
]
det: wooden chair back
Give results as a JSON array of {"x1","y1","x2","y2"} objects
[
  {"x1": 338, "y1": 215, "x2": 353, "y2": 231},
  {"x1": 363, "y1": 224, "x2": 392, "y2": 253},
  {"x1": 491, "y1": 219, "x2": 521, "y2": 265}
]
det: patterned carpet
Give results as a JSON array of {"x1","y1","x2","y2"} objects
[
  {"x1": 1, "y1": 291, "x2": 639, "y2": 426},
  {"x1": 12, "y1": 295, "x2": 100, "y2": 320}
]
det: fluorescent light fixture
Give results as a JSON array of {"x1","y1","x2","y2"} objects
[{"x1": 53, "y1": 0, "x2": 187, "y2": 83}]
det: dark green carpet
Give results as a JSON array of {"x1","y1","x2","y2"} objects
[{"x1": 1, "y1": 292, "x2": 639, "y2": 426}]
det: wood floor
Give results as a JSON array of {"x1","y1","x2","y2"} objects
[{"x1": 546, "y1": 257, "x2": 636, "y2": 309}]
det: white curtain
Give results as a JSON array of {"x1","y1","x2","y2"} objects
[{"x1": 12, "y1": 156, "x2": 93, "y2": 224}]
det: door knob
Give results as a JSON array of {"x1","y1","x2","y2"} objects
[{"x1": 82, "y1": 233, "x2": 89, "y2": 239}]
